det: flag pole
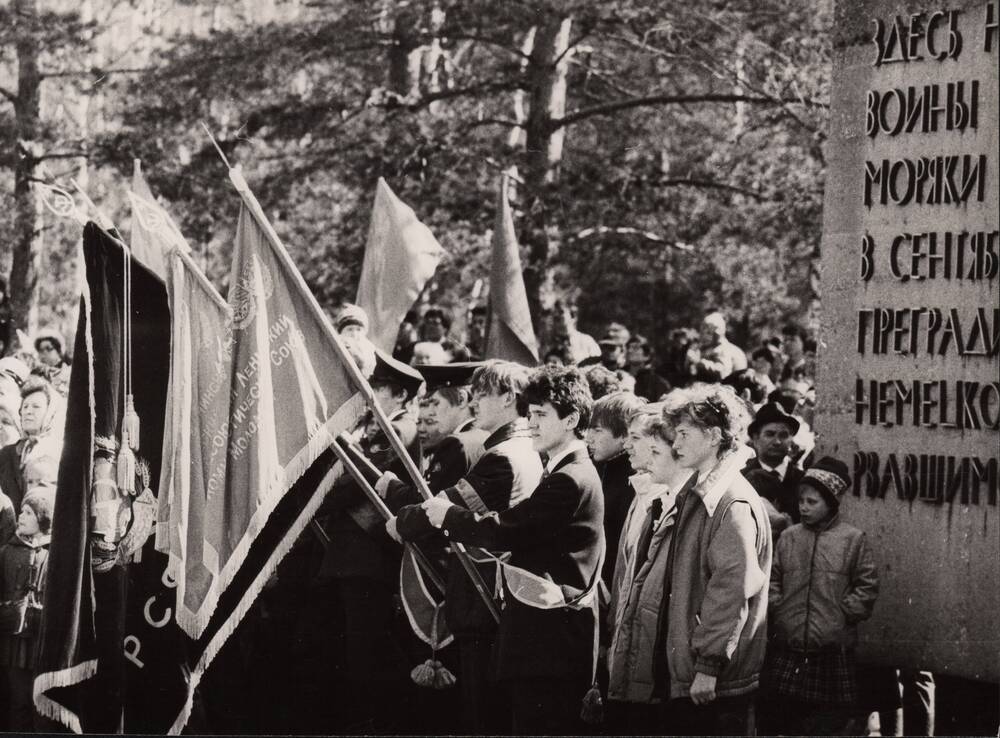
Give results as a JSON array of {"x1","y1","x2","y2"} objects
[
  {"x1": 201, "y1": 126, "x2": 500, "y2": 623},
  {"x1": 327, "y1": 440, "x2": 446, "y2": 593}
]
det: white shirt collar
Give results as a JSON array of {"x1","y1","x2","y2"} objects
[
  {"x1": 759, "y1": 456, "x2": 790, "y2": 479},
  {"x1": 546, "y1": 439, "x2": 588, "y2": 473}
]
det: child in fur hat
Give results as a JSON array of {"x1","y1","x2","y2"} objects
[
  {"x1": 0, "y1": 487, "x2": 53, "y2": 731},
  {"x1": 762, "y1": 457, "x2": 879, "y2": 736}
]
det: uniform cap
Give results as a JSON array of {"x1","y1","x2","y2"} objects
[
  {"x1": 371, "y1": 348, "x2": 425, "y2": 400},
  {"x1": 417, "y1": 362, "x2": 483, "y2": 395}
]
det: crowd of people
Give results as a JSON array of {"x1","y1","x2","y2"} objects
[
  {"x1": 192, "y1": 299, "x2": 894, "y2": 738},
  {"x1": 0, "y1": 276, "x2": 71, "y2": 732},
  {"x1": 0, "y1": 279, "x2": 933, "y2": 735}
]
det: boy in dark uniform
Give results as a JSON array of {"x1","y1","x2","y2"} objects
[
  {"x1": 386, "y1": 360, "x2": 543, "y2": 734},
  {"x1": 311, "y1": 350, "x2": 424, "y2": 732},
  {"x1": 414, "y1": 363, "x2": 489, "y2": 493},
  {"x1": 418, "y1": 365, "x2": 605, "y2": 736}
]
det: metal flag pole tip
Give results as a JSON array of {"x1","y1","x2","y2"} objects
[{"x1": 200, "y1": 121, "x2": 233, "y2": 169}]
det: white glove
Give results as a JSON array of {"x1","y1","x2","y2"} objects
[
  {"x1": 421, "y1": 497, "x2": 453, "y2": 528},
  {"x1": 375, "y1": 470, "x2": 401, "y2": 498}
]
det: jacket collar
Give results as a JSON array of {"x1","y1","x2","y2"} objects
[
  {"x1": 455, "y1": 417, "x2": 476, "y2": 434},
  {"x1": 547, "y1": 440, "x2": 589, "y2": 474},
  {"x1": 13, "y1": 533, "x2": 50, "y2": 549},
  {"x1": 600, "y1": 450, "x2": 631, "y2": 471},
  {"x1": 694, "y1": 445, "x2": 756, "y2": 517},
  {"x1": 484, "y1": 418, "x2": 531, "y2": 450}
]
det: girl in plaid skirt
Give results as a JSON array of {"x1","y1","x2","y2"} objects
[{"x1": 762, "y1": 456, "x2": 879, "y2": 735}]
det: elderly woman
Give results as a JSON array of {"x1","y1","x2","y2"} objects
[{"x1": 0, "y1": 378, "x2": 63, "y2": 513}]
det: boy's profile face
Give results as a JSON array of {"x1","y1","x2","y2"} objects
[
  {"x1": 585, "y1": 423, "x2": 623, "y2": 463},
  {"x1": 470, "y1": 388, "x2": 509, "y2": 433},
  {"x1": 798, "y1": 485, "x2": 831, "y2": 525},
  {"x1": 528, "y1": 402, "x2": 576, "y2": 455}
]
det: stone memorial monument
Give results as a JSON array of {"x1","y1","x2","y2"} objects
[{"x1": 817, "y1": 0, "x2": 998, "y2": 681}]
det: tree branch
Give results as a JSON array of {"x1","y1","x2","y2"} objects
[
  {"x1": 0, "y1": 85, "x2": 15, "y2": 103},
  {"x1": 570, "y1": 225, "x2": 693, "y2": 251},
  {"x1": 38, "y1": 151, "x2": 88, "y2": 161},
  {"x1": 463, "y1": 117, "x2": 523, "y2": 132},
  {"x1": 657, "y1": 177, "x2": 767, "y2": 201},
  {"x1": 553, "y1": 93, "x2": 824, "y2": 129}
]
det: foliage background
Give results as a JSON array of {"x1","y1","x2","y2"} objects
[{"x1": 1, "y1": 0, "x2": 831, "y2": 357}]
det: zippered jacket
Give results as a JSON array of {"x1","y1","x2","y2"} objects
[
  {"x1": 768, "y1": 514, "x2": 878, "y2": 651},
  {"x1": 659, "y1": 449, "x2": 772, "y2": 700}
]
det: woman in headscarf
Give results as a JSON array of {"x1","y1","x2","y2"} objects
[{"x1": 0, "y1": 377, "x2": 64, "y2": 513}]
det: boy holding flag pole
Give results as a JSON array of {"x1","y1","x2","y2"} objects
[{"x1": 204, "y1": 129, "x2": 502, "y2": 625}]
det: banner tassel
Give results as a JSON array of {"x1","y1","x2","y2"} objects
[
  {"x1": 410, "y1": 657, "x2": 455, "y2": 690},
  {"x1": 124, "y1": 394, "x2": 141, "y2": 451},
  {"x1": 580, "y1": 680, "x2": 604, "y2": 725},
  {"x1": 116, "y1": 444, "x2": 137, "y2": 495}
]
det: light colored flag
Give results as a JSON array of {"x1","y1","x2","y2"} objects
[
  {"x1": 161, "y1": 168, "x2": 367, "y2": 639},
  {"x1": 356, "y1": 178, "x2": 446, "y2": 352},
  {"x1": 128, "y1": 164, "x2": 184, "y2": 282},
  {"x1": 486, "y1": 175, "x2": 539, "y2": 365}
]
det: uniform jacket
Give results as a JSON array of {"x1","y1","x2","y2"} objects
[
  {"x1": 316, "y1": 409, "x2": 419, "y2": 583},
  {"x1": 659, "y1": 450, "x2": 772, "y2": 700},
  {"x1": 423, "y1": 418, "x2": 489, "y2": 494},
  {"x1": 439, "y1": 446, "x2": 605, "y2": 681},
  {"x1": 769, "y1": 514, "x2": 878, "y2": 651},
  {"x1": 596, "y1": 452, "x2": 635, "y2": 587},
  {"x1": 395, "y1": 419, "x2": 542, "y2": 637},
  {"x1": 743, "y1": 456, "x2": 805, "y2": 522},
  {"x1": 607, "y1": 476, "x2": 693, "y2": 704}
]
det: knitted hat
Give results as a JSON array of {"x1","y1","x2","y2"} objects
[
  {"x1": 22, "y1": 487, "x2": 56, "y2": 535},
  {"x1": 800, "y1": 456, "x2": 850, "y2": 509},
  {"x1": 334, "y1": 303, "x2": 369, "y2": 334}
]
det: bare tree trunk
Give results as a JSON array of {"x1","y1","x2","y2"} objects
[
  {"x1": 381, "y1": 2, "x2": 422, "y2": 100},
  {"x1": 732, "y1": 30, "x2": 750, "y2": 140},
  {"x1": 520, "y1": 16, "x2": 572, "y2": 336},
  {"x1": 507, "y1": 27, "x2": 536, "y2": 149},
  {"x1": 10, "y1": 0, "x2": 44, "y2": 337}
]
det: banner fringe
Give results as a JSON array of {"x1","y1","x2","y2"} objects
[
  {"x1": 33, "y1": 658, "x2": 98, "y2": 733},
  {"x1": 174, "y1": 392, "x2": 366, "y2": 638},
  {"x1": 167, "y1": 457, "x2": 345, "y2": 734},
  {"x1": 32, "y1": 250, "x2": 99, "y2": 734}
]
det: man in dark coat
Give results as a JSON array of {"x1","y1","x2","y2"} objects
[
  {"x1": 743, "y1": 401, "x2": 804, "y2": 521},
  {"x1": 419, "y1": 365, "x2": 605, "y2": 736},
  {"x1": 387, "y1": 360, "x2": 543, "y2": 734}
]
